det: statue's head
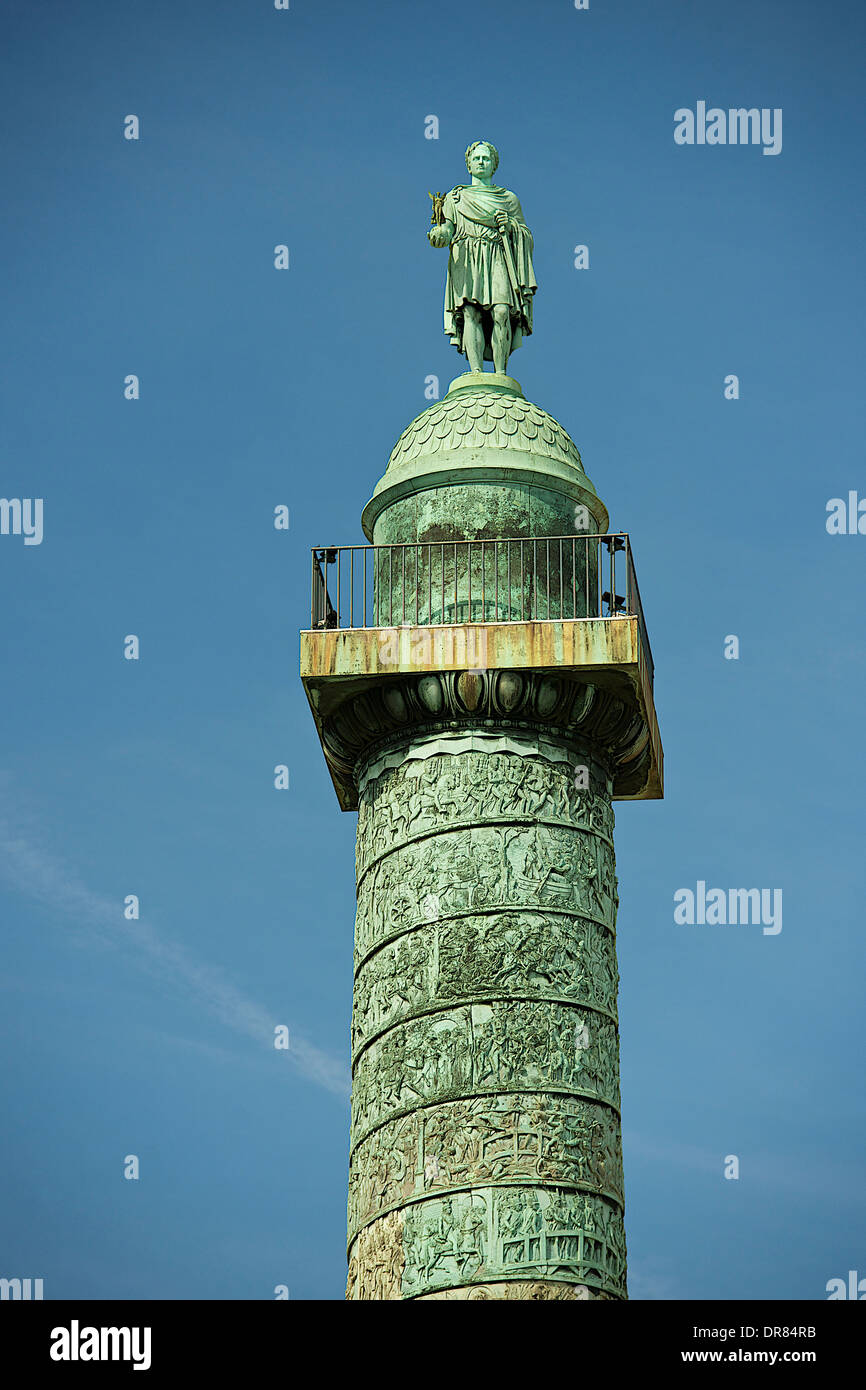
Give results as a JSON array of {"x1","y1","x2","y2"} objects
[{"x1": 465, "y1": 140, "x2": 499, "y2": 177}]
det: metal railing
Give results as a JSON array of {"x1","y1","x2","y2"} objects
[{"x1": 310, "y1": 533, "x2": 653, "y2": 680}]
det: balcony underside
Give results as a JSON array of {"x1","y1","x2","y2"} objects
[{"x1": 301, "y1": 617, "x2": 663, "y2": 810}]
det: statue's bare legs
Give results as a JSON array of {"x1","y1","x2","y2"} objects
[
  {"x1": 463, "y1": 302, "x2": 513, "y2": 373},
  {"x1": 462, "y1": 304, "x2": 485, "y2": 373},
  {"x1": 491, "y1": 303, "x2": 511, "y2": 374}
]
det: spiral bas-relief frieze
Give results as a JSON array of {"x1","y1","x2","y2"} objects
[
  {"x1": 347, "y1": 742, "x2": 629, "y2": 1299},
  {"x1": 351, "y1": 910, "x2": 619, "y2": 1056},
  {"x1": 351, "y1": 997, "x2": 621, "y2": 1146},
  {"x1": 346, "y1": 1186, "x2": 626, "y2": 1300},
  {"x1": 347, "y1": 1091, "x2": 624, "y2": 1239}
]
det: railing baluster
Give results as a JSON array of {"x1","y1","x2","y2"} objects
[
  {"x1": 453, "y1": 542, "x2": 457, "y2": 623},
  {"x1": 626, "y1": 541, "x2": 632, "y2": 615},
  {"x1": 481, "y1": 540, "x2": 485, "y2": 621},
  {"x1": 546, "y1": 537, "x2": 550, "y2": 620},
  {"x1": 597, "y1": 538, "x2": 601, "y2": 617},
  {"x1": 559, "y1": 538, "x2": 563, "y2": 619},
  {"x1": 529, "y1": 538, "x2": 533, "y2": 620},
  {"x1": 531, "y1": 539, "x2": 535, "y2": 620},
  {"x1": 610, "y1": 540, "x2": 616, "y2": 619},
  {"x1": 441, "y1": 543, "x2": 445, "y2": 627},
  {"x1": 520, "y1": 540, "x2": 525, "y2": 620},
  {"x1": 467, "y1": 540, "x2": 472, "y2": 622}
]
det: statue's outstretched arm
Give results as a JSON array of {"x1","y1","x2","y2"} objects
[{"x1": 428, "y1": 218, "x2": 455, "y2": 248}]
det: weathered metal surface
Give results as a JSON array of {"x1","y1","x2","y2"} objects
[
  {"x1": 302, "y1": 616, "x2": 642, "y2": 681},
  {"x1": 361, "y1": 378, "x2": 608, "y2": 542},
  {"x1": 301, "y1": 340, "x2": 662, "y2": 1298},
  {"x1": 345, "y1": 737, "x2": 626, "y2": 1300},
  {"x1": 300, "y1": 616, "x2": 663, "y2": 808}
]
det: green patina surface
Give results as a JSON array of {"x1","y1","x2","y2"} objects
[
  {"x1": 302, "y1": 143, "x2": 660, "y2": 1299},
  {"x1": 426, "y1": 141, "x2": 536, "y2": 374},
  {"x1": 346, "y1": 736, "x2": 626, "y2": 1300},
  {"x1": 361, "y1": 374, "x2": 608, "y2": 543},
  {"x1": 340, "y1": 371, "x2": 639, "y2": 1301}
]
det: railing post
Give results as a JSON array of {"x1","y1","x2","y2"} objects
[
  {"x1": 610, "y1": 539, "x2": 616, "y2": 620},
  {"x1": 453, "y1": 542, "x2": 457, "y2": 623},
  {"x1": 545, "y1": 538, "x2": 550, "y2": 620},
  {"x1": 481, "y1": 540, "x2": 486, "y2": 621},
  {"x1": 559, "y1": 537, "x2": 563, "y2": 619},
  {"x1": 440, "y1": 543, "x2": 444, "y2": 627},
  {"x1": 520, "y1": 540, "x2": 525, "y2": 620},
  {"x1": 468, "y1": 540, "x2": 472, "y2": 622}
]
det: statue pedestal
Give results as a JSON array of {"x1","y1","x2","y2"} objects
[{"x1": 447, "y1": 370, "x2": 524, "y2": 398}]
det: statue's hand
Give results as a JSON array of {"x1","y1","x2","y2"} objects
[
  {"x1": 495, "y1": 211, "x2": 510, "y2": 232},
  {"x1": 427, "y1": 225, "x2": 450, "y2": 248}
]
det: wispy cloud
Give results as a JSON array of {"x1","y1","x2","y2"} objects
[{"x1": 0, "y1": 793, "x2": 350, "y2": 1099}]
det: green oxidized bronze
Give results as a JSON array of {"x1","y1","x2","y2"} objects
[
  {"x1": 300, "y1": 141, "x2": 662, "y2": 1300},
  {"x1": 427, "y1": 140, "x2": 537, "y2": 373},
  {"x1": 346, "y1": 740, "x2": 626, "y2": 1300}
]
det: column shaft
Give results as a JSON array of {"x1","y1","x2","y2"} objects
[{"x1": 346, "y1": 731, "x2": 627, "y2": 1300}]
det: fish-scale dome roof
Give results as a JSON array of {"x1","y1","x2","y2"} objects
[
  {"x1": 361, "y1": 374, "x2": 607, "y2": 541},
  {"x1": 385, "y1": 384, "x2": 586, "y2": 476}
]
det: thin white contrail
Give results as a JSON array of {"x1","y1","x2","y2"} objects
[{"x1": 0, "y1": 802, "x2": 350, "y2": 1099}]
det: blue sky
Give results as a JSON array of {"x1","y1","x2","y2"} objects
[{"x1": 1, "y1": 0, "x2": 864, "y2": 1300}]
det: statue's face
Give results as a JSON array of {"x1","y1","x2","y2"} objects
[{"x1": 468, "y1": 143, "x2": 495, "y2": 179}]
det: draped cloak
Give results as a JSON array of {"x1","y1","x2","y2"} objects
[{"x1": 441, "y1": 184, "x2": 537, "y2": 362}]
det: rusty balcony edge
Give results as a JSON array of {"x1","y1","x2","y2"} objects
[{"x1": 300, "y1": 615, "x2": 663, "y2": 807}]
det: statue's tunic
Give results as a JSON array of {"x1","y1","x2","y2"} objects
[{"x1": 442, "y1": 185, "x2": 537, "y2": 361}]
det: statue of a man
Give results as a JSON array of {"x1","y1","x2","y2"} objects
[{"x1": 428, "y1": 141, "x2": 537, "y2": 374}]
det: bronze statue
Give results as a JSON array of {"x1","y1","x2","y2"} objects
[{"x1": 428, "y1": 141, "x2": 537, "y2": 374}]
